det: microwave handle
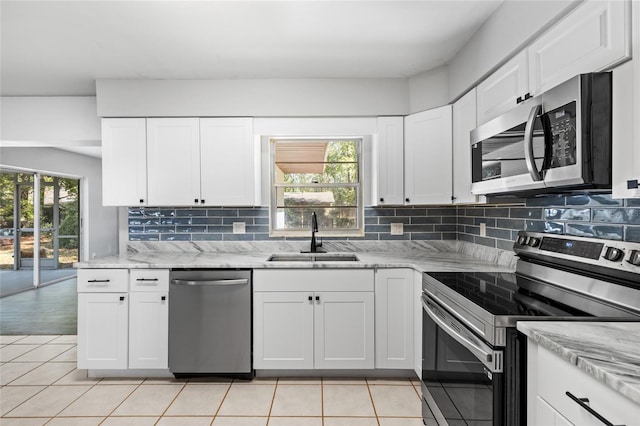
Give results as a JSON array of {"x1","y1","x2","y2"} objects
[{"x1": 524, "y1": 104, "x2": 543, "y2": 181}]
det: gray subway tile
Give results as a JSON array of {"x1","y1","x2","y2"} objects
[
  {"x1": 405, "y1": 224, "x2": 435, "y2": 232},
  {"x1": 379, "y1": 233, "x2": 410, "y2": 240},
  {"x1": 483, "y1": 207, "x2": 510, "y2": 218},
  {"x1": 626, "y1": 199, "x2": 640, "y2": 207},
  {"x1": 145, "y1": 226, "x2": 175, "y2": 233},
  {"x1": 379, "y1": 216, "x2": 410, "y2": 224},
  {"x1": 496, "y1": 218, "x2": 525, "y2": 230},
  {"x1": 365, "y1": 224, "x2": 390, "y2": 233},
  {"x1": 410, "y1": 233, "x2": 442, "y2": 240},
  {"x1": 592, "y1": 208, "x2": 640, "y2": 225},
  {"x1": 565, "y1": 223, "x2": 623, "y2": 240},
  {"x1": 543, "y1": 208, "x2": 590, "y2": 221},
  {"x1": 192, "y1": 217, "x2": 223, "y2": 225},
  {"x1": 411, "y1": 216, "x2": 441, "y2": 225},
  {"x1": 175, "y1": 208, "x2": 208, "y2": 217},
  {"x1": 566, "y1": 194, "x2": 622, "y2": 207},
  {"x1": 161, "y1": 234, "x2": 191, "y2": 241},
  {"x1": 474, "y1": 218, "x2": 496, "y2": 228},
  {"x1": 176, "y1": 226, "x2": 207, "y2": 233},
  {"x1": 525, "y1": 195, "x2": 566, "y2": 207},
  {"x1": 205, "y1": 209, "x2": 238, "y2": 217},
  {"x1": 365, "y1": 208, "x2": 396, "y2": 217},
  {"x1": 510, "y1": 208, "x2": 542, "y2": 219},
  {"x1": 625, "y1": 226, "x2": 640, "y2": 242},
  {"x1": 238, "y1": 208, "x2": 269, "y2": 217},
  {"x1": 223, "y1": 217, "x2": 255, "y2": 225},
  {"x1": 427, "y1": 208, "x2": 456, "y2": 216},
  {"x1": 223, "y1": 234, "x2": 254, "y2": 241},
  {"x1": 191, "y1": 233, "x2": 223, "y2": 241},
  {"x1": 487, "y1": 228, "x2": 511, "y2": 240},
  {"x1": 129, "y1": 234, "x2": 159, "y2": 241},
  {"x1": 397, "y1": 208, "x2": 426, "y2": 216},
  {"x1": 434, "y1": 224, "x2": 457, "y2": 232}
]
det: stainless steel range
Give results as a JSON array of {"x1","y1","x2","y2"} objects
[{"x1": 421, "y1": 231, "x2": 640, "y2": 426}]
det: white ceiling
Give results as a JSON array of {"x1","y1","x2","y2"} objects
[{"x1": 0, "y1": 0, "x2": 503, "y2": 96}]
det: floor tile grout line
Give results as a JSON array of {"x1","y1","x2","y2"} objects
[
  {"x1": 320, "y1": 376, "x2": 325, "y2": 426},
  {"x1": 210, "y1": 377, "x2": 233, "y2": 421},
  {"x1": 1, "y1": 360, "x2": 45, "y2": 386},
  {"x1": 152, "y1": 381, "x2": 187, "y2": 426},
  {"x1": 96, "y1": 377, "x2": 146, "y2": 425},
  {"x1": 365, "y1": 379, "x2": 382, "y2": 426}
]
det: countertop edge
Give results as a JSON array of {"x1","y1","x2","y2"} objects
[{"x1": 517, "y1": 321, "x2": 640, "y2": 405}]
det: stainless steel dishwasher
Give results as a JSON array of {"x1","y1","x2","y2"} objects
[{"x1": 169, "y1": 269, "x2": 252, "y2": 379}]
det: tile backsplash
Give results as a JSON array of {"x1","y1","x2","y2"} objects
[
  {"x1": 128, "y1": 194, "x2": 640, "y2": 248},
  {"x1": 458, "y1": 194, "x2": 640, "y2": 250}
]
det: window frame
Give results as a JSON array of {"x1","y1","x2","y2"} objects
[{"x1": 269, "y1": 136, "x2": 364, "y2": 238}]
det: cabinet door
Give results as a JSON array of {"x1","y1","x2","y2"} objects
[
  {"x1": 253, "y1": 292, "x2": 314, "y2": 369},
  {"x1": 128, "y1": 291, "x2": 168, "y2": 369},
  {"x1": 200, "y1": 118, "x2": 256, "y2": 206},
  {"x1": 375, "y1": 117, "x2": 404, "y2": 205},
  {"x1": 404, "y1": 105, "x2": 452, "y2": 205},
  {"x1": 536, "y1": 397, "x2": 575, "y2": 426},
  {"x1": 477, "y1": 51, "x2": 529, "y2": 125},
  {"x1": 375, "y1": 269, "x2": 414, "y2": 369},
  {"x1": 314, "y1": 291, "x2": 374, "y2": 369},
  {"x1": 101, "y1": 118, "x2": 147, "y2": 206},
  {"x1": 452, "y1": 89, "x2": 485, "y2": 205},
  {"x1": 77, "y1": 293, "x2": 128, "y2": 369},
  {"x1": 147, "y1": 118, "x2": 200, "y2": 206},
  {"x1": 528, "y1": 0, "x2": 630, "y2": 97}
]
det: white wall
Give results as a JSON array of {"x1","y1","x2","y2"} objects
[
  {"x1": 1, "y1": 96, "x2": 100, "y2": 144},
  {"x1": 0, "y1": 148, "x2": 119, "y2": 260},
  {"x1": 96, "y1": 78, "x2": 410, "y2": 117},
  {"x1": 447, "y1": 0, "x2": 580, "y2": 101},
  {"x1": 408, "y1": 66, "x2": 449, "y2": 113}
]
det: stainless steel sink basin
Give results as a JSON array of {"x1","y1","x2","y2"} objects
[{"x1": 266, "y1": 253, "x2": 359, "y2": 262}]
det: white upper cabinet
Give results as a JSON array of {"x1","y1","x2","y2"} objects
[
  {"x1": 200, "y1": 118, "x2": 256, "y2": 206},
  {"x1": 476, "y1": 0, "x2": 630, "y2": 127},
  {"x1": 477, "y1": 51, "x2": 529, "y2": 125},
  {"x1": 101, "y1": 118, "x2": 147, "y2": 206},
  {"x1": 528, "y1": 0, "x2": 631, "y2": 96},
  {"x1": 612, "y1": 2, "x2": 640, "y2": 198},
  {"x1": 147, "y1": 118, "x2": 201, "y2": 206},
  {"x1": 452, "y1": 88, "x2": 485, "y2": 205},
  {"x1": 404, "y1": 105, "x2": 453, "y2": 205},
  {"x1": 375, "y1": 116, "x2": 404, "y2": 206}
]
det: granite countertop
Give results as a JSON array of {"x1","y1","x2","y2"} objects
[
  {"x1": 517, "y1": 321, "x2": 640, "y2": 405},
  {"x1": 74, "y1": 240, "x2": 518, "y2": 273}
]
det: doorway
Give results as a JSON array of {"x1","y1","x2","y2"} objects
[{"x1": 0, "y1": 171, "x2": 80, "y2": 297}]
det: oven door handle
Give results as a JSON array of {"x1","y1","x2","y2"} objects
[{"x1": 422, "y1": 297, "x2": 502, "y2": 373}]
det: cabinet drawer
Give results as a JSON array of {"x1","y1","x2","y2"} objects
[
  {"x1": 254, "y1": 269, "x2": 374, "y2": 292},
  {"x1": 537, "y1": 345, "x2": 640, "y2": 426},
  {"x1": 130, "y1": 269, "x2": 169, "y2": 292},
  {"x1": 77, "y1": 269, "x2": 128, "y2": 292}
]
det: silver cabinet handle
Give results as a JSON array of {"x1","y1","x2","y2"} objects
[
  {"x1": 524, "y1": 103, "x2": 543, "y2": 181},
  {"x1": 171, "y1": 279, "x2": 248, "y2": 286}
]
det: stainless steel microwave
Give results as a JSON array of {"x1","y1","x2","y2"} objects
[{"x1": 470, "y1": 73, "x2": 612, "y2": 196}]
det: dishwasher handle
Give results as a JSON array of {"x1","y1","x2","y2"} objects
[{"x1": 171, "y1": 278, "x2": 248, "y2": 286}]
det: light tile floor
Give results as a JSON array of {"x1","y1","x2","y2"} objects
[{"x1": 1, "y1": 336, "x2": 424, "y2": 426}]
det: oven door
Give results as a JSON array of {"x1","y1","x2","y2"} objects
[{"x1": 421, "y1": 293, "x2": 505, "y2": 426}]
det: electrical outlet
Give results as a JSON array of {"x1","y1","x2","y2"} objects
[
  {"x1": 390, "y1": 223, "x2": 403, "y2": 236},
  {"x1": 479, "y1": 222, "x2": 487, "y2": 237},
  {"x1": 233, "y1": 222, "x2": 246, "y2": 234}
]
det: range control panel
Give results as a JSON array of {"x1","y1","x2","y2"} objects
[{"x1": 514, "y1": 231, "x2": 640, "y2": 273}]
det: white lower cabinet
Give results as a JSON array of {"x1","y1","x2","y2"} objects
[
  {"x1": 128, "y1": 269, "x2": 169, "y2": 369},
  {"x1": 253, "y1": 269, "x2": 374, "y2": 370},
  {"x1": 128, "y1": 291, "x2": 168, "y2": 369},
  {"x1": 374, "y1": 269, "x2": 414, "y2": 369},
  {"x1": 527, "y1": 340, "x2": 640, "y2": 426},
  {"x1": 77, "y1": 269, "x2": 129, "y2": 370},
  {"x1": 77, "y1": 292, "x2": 129, "y2": 370}
]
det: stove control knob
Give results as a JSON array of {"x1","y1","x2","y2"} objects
[
  {"x1": 627, "y1": 250, "x2": 640, "y2": 266},
  {"x1": 603, "y1": 246, "x2": 624, "y2": 262},
  {"x1": 517, "y1": 235, "x2": 529, "y2": 246},
  {"x1": 528, "y1": 237, "x2": 541, "y2": 248}
]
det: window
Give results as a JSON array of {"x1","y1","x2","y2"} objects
[{"x1": 270, "y1": 138, "x2": 363, "y2": 237}]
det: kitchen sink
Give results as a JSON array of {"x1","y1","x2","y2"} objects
[{"x1": 266, "y1": 253, "x2": 359, "y2": 262}]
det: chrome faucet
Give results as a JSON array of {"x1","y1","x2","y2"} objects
[{"x1": 310, "y1": 212, "x2": 325, "y2": 253}]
